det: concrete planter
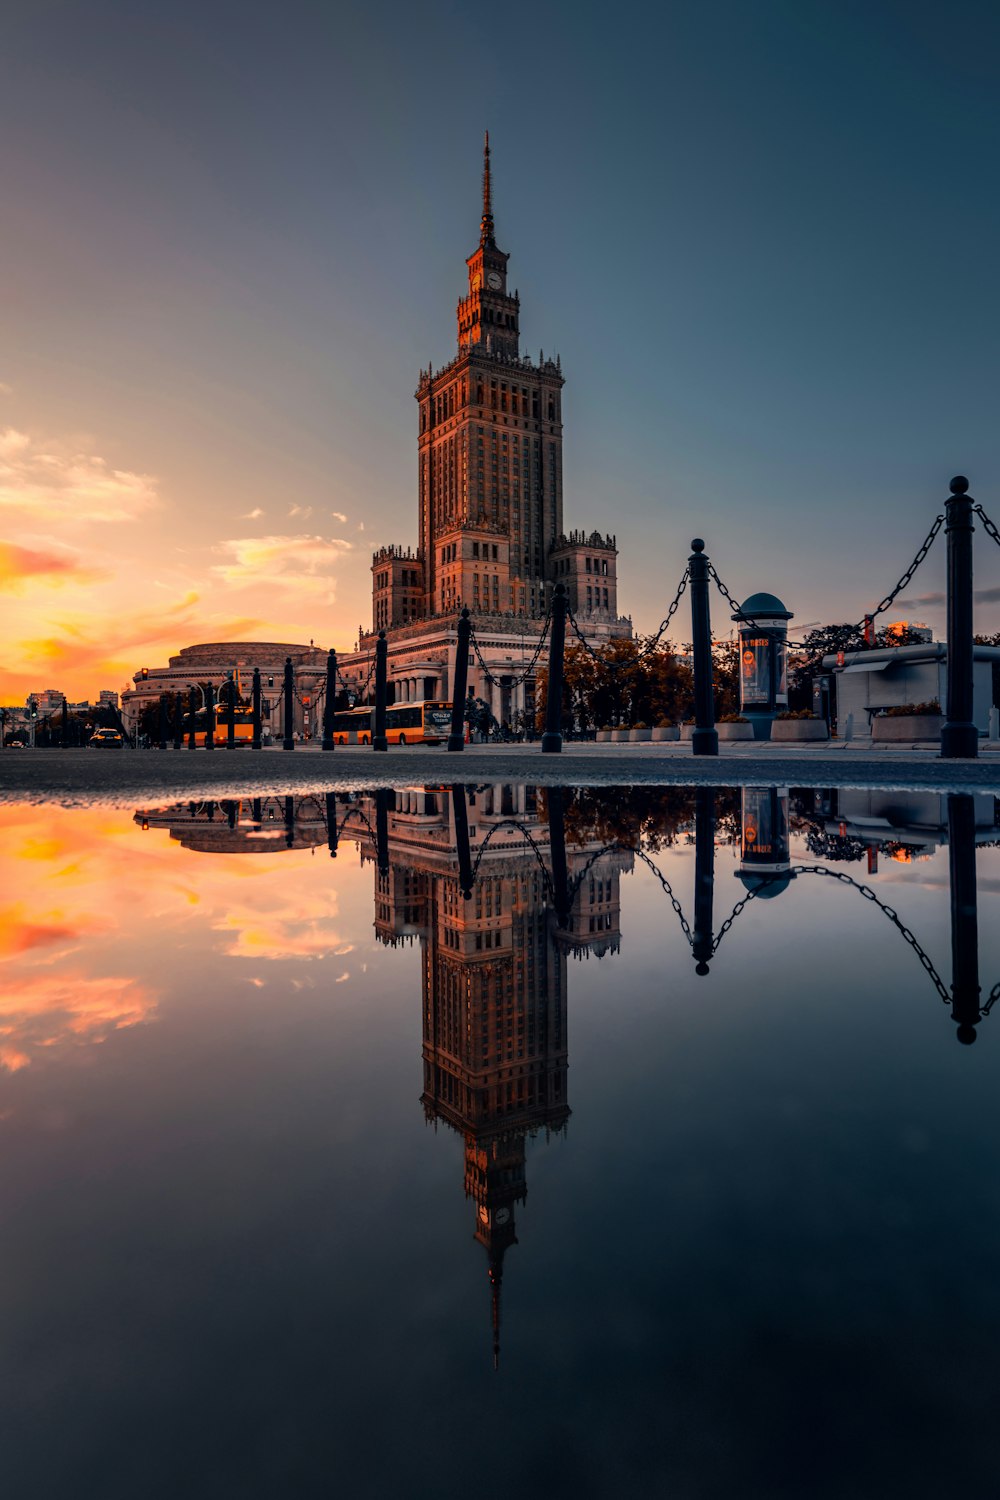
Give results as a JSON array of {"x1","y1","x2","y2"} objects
[
  {"x1": 873, "y1": 713, "x2": 945, "y2": 742},
  {"x1": 771, "y1": 718, "x2": 829, "y2": 743},
  {"x1": 651, "y1": 726, "x2": 680, "y2": 742},
  {"x1": 680, "y1": 722, "x2": 752, "y2": 741},
  {"x1": 596, "y1": 730, "x2": 612, "y2": 743},
  {"x1": 629, "y1": 728, "x2": 653, "y2": 742},
  {"x1": 610, "y1": 729, "x2": 630, "y2": 743}
]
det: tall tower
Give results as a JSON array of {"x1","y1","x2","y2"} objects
[{"x1": 416, "y1": 134, "x2": 566, "y2": 619}]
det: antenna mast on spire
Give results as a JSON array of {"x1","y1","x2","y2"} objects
[{"x1": 480, "y1": 130, "x2": 495, "y2": 247}]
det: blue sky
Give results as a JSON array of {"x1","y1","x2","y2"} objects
[{"x1": 2, "y1": 0, "x2": 998, "y2": 691}]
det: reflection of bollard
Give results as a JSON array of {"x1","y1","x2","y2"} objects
[
  {"x1": 283, "y1": 657, "x2": 295, "y2": 750},
  {"x1": 547, "y1": 785, "x2": 571, "y2": 923},
  {"x1": 284, "y1": 795, "x2": 295, "y2": 847},
  {"x1": 948, "y1": 792, "x2": 981, "y2": 1044},
  {"x1": 323, "y1": 649, "x2": 337, "y2": 751},
  {"x1": 188, "y1": 688, "x2": 197, "y2": 750},
  {"x1": 226, "y1": 675, "x2": 236, "y2": 749},
  {"x1": 942, "y1": 477, "x2": 979, "y2": 759},
  {"x1": 448, "y1": 610, "x2": 472, "y2": 752},
  {"x1": 692, "y1": 787, "x2": 716, "y2": 974},
  {"x1": 689, "y1": 540, "x2": 718, "y2": 756},
  {"x1": 451, "y1": 784, "x2": 474, "y2": 898},
  {"x1": 375, "y1": 788, "x2": 390, "y2": 875},
  {"x1": 172, "y1": 695, "x2": 183, "y2": 750},
  {"x1": 205, "y1": 683, "x2": 215, "y2": 750},
  {"x1": 990, "y1": 706, "x2": 999, "y2": 743},
  {"x1": 158, "y1": 696, "x2": 169, "y2": 751},
  {"x1": 541, "y1": 583, "x2": 568, "y2": 754},
  {"x1": 326, "y1": 792, "x2": 338, "y2": 857},
  {"x1": 252, "y1": 796, "x2": 262, "y2": 828},
  {"x1": 373, "y1": 633, "x2": 388, "y2": 752},
  {"x1": 252, "y1": 668, "x2": 262, "y2": 750}
]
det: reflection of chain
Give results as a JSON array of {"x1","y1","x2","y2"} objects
[
  {"x1": 469, "y1": 819, "x2": 555, "y2": 895},
  {"x1": 712, "y1": 863, "x2": 951, "y2": 1002},
  {"x1": 981, "y1": 980, "x2": 1000, "y2": 1015},
  {"x1": 470, "y1": 609, "x2": 551, "y2": 689}
]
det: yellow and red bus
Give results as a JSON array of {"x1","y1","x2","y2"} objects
[{"x1": 330, "y1": 700, "x2": 452, "y2": 746}]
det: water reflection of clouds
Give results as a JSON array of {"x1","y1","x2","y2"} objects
[{"x1": 0, "y1": 804, "x2": 355, "y2": 1071}]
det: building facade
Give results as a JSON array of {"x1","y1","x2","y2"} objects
[{"x1": 340, "y1": 136, "x2": 631, "y2": 729}]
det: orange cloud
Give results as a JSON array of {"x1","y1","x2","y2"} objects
[
  {"x1": 0, "y1": 540, "x2": 105, "y2": 593},
  {"x1": 0, "y1": 427, "x2": 159, "y2": 523},
  {"x1": 213, "y1": 533, "x2": 352, "y2": 600}
]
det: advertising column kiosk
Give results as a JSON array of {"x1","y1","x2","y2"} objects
[{"x1": 732, "y1": 591, "x2": 794, "y2": 740}]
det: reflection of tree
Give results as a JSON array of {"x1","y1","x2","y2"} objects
[
  {"x1": 803, "y1": 828, "x2": 867, "y2": 863},
  {"x1": 548, "y1": 786, "x2": 741, "y2": 854}
]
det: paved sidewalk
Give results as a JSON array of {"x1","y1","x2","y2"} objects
[{"x1": 3, "y1": 742, "x2": 1000, "y2": 806}]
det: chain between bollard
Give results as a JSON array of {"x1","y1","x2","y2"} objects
[
  {"x1": 974, "y1": 504, "x2": 1000, "y2": 549},
  {"x1": 565, "y1": 565, "x2": 690, "y2": 661},
  {"x1": 863, "y1": 513, "x2": 945, "y2": 624},
  {"x1": 469, "y1": 607, "x2": 551, "y2": 689}
]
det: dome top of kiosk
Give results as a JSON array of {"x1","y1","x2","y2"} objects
[{"x1": 733, "y1": 591, "x2": 793, "y2": 623}]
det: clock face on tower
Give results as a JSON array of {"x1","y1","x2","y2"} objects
[{"x1": 486, "y1": 271, "x2": 502, "y2": 290}]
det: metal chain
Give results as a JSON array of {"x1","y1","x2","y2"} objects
[
  {"x1": 633, "y1": 848, "x2": 694, "y2": 944},
  {"x1": 710, "y1": 513, "x2": 943, "y2": 648},
  {"x1": 974, "y1": 504, "x2": 1000, "y2": 549},
  {"x1": 468, "y1": 818, "x2": 556, "y2": 896},
  {"x1": 712, "y1": 863, "x2": 951, "y2": 1003},
  {"x1": 469, "y1": 607, "x2": 551, "y2": 689},
  {"x1": 864, "y1": 513, "x2": 944, "y2": 624},
  {"x1": 981, "y1": 980, "x2": 1000, "y2": 1016},
  {"x1": 566, "y1": 565, "x2": 690, "y2": 662}
]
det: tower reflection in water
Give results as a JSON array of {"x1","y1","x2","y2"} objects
[
  {"x1": 361, "y1": 783, "x2": 632, "y2": 1366},
  {"x1": 134, "y1": 780, "x2": 1000, "y2": 1365}
]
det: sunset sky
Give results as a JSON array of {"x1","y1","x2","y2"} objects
[{"x1": 2, "y1": 0, "x2": 997, "y2": 701}]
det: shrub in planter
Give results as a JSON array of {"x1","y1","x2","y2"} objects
[
  {"x1": 651, "y1": 719, "x2": 679, "y2": 742},
  {"x1": 772, "y1": 711, "x2": 829, "y2": 742},
  {"x1": 610, "y1": 727, "x2": 631, "y2": 743},
  {"x1": 630, "y1": 722, "x2": 653, "y2": 742},
  {"x1": 883, "y1": 700, "x2": 941, "y2": 717},
  {"x1": 873, "y1": 702, "x2": 945, "y2": 742}
]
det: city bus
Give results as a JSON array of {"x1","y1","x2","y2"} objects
[
  {"x1": 190, "y1": 702, "x2": 255, "y2": 747},
  {"x1": 330, "y1": 700, "x2": 453, "y2": 746}
]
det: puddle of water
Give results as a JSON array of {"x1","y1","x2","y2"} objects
[{"x1": 1, "y1": 784, "x2": 999, "y2": 1498}]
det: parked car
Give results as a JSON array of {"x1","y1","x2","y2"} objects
[{"x1": 89, "y1": 728, "x2": 124, "y2": 748}]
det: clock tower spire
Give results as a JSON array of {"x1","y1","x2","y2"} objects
[
  {"x1": 481, "y1": 130, "x2": 495, "y2": 247},
  {"x1": 458, "y1": 132, "x2": 518, "y2": 357}
]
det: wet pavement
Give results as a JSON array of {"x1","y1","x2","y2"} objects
[{"x1": 3, "y1": 741, "x2": 1000, "y2": 804}]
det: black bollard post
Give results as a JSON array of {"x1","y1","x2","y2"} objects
[
  {"x1": 448, "y1": 609, "x2": 472, "y2": 752},
  {"x1": 541, "y1": 583, "x2": 568, "y2": 754},
  {"x1": 689, "y1": 539, "x2": 718, "y2": 756},
  {"x1": 252, "y1": 668, "x2": 262, "y2": 750},
  {"x1": 373, "y1": 632, "x2": 388, "y2": 752},
  {"x1": 941, "y1": 476, "x2": 979, "y2": 759},
  {"x1": 172, "y1": 695, "x2": 183, "y2": 750},
  {"x1": 375, "y1": 788, "x2": 390, "y2": 875},
  {"x1": 547, "y1": 785, "x2": 571, "y2": 925},
  {"x1": 283, "y1": 656, "x2": 295, "y2": 750},
  {"x1": 692, "y1": 786, "x2": 716, "y2": 974},
  {"x1": 323, "y1": 649, "x2": 337, "y2": 751},
  {"x1": 157, "y1": 696, "x2": 169, "y2": 751},
  {"x1": 205, "y1": 682, "x2": 215, "y2": 751},
  {"x1": 326, "y1": 791, "x2": 339, "y2": 857},
  {"x1": 948, "y1": 792, "x2": 981, "y2": 1043},
  {"x1": 451, "y1": 784, "x2": 474, "y2": 898},
  {"x1": 225, "y1": 674, "x2": 236, "y2": 749},
  {"x1": 187, "y1": 688, "x2": 197, "y2": 750}
]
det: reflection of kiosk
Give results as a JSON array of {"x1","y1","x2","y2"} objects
[
  {"x1": 737, "y1": 787, "x2": 794, "y2": 898},
  {"x1": 732, "y1": 591, "x2": 794, "y2": 740}
]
